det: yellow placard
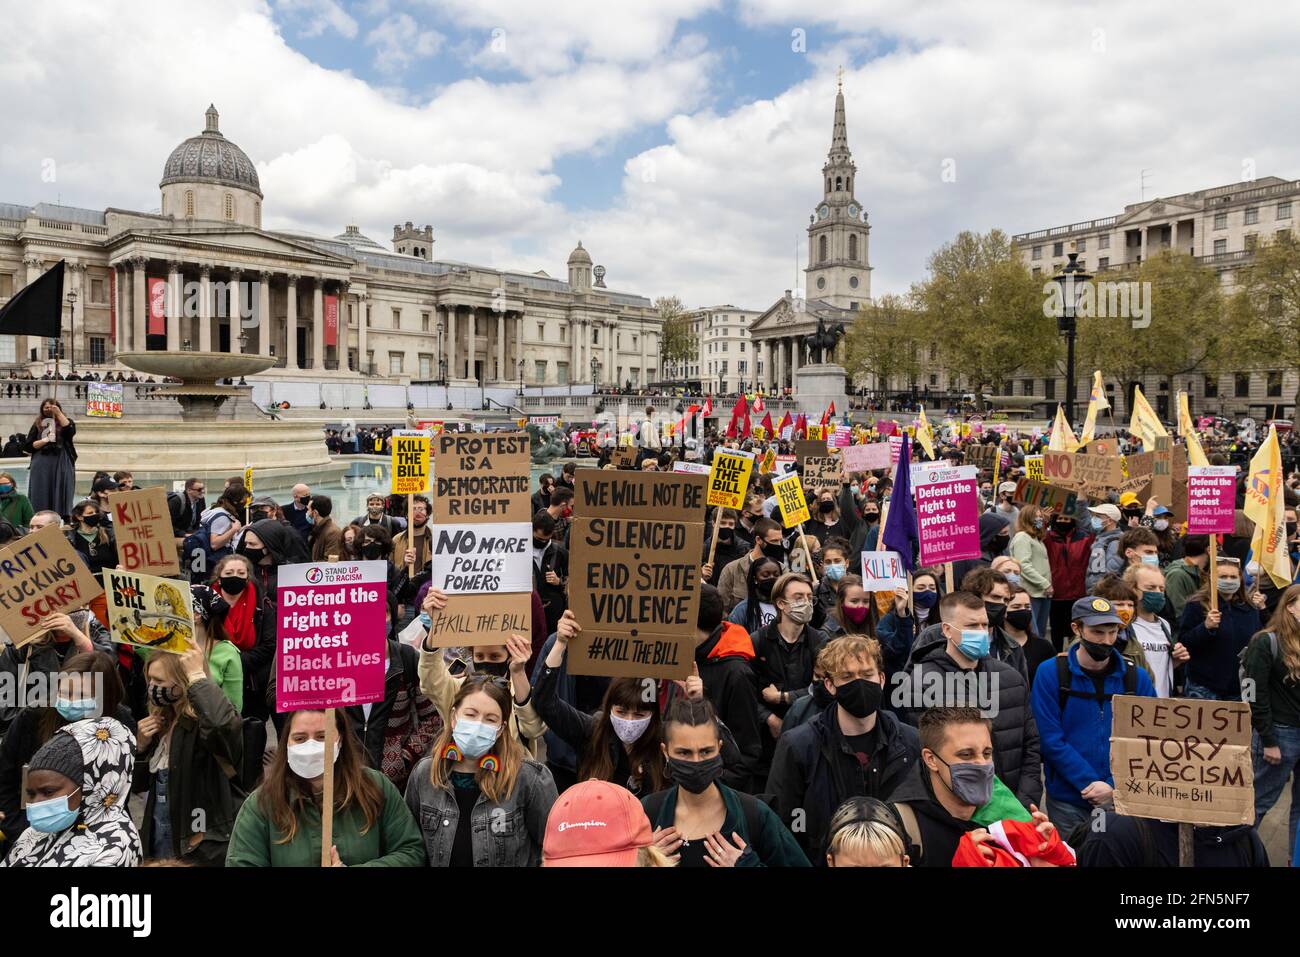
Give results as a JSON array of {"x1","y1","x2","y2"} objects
[
  {"x1": 391, "y1": 430, "x2": 431, "y2": 495},
  {"x1": 751, "y1": 426, "x2": 766, "y2": 441},
  {"x1": 103, "y1": 570, "x2": 194, "y2": 655},
  {"x1": 1025, "y1": 455, "x2": 1043, "y2": 482},
  {"x1": 243, "y1": 466, "x2": 253, "y2": 493},
  {"x1": 807, "y1": 424, "x2": 826, "y2": 441},
  {"x1": 773, "y1": 471, "x2": 810, "y2": 528},
  {"x1": 758, "y1": 449, "x2": 777, "y2": 474},
  {"x1": 707, "y1": 449, "x2": 755, "y2": 510}
]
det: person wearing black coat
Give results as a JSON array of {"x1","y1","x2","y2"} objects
[
  {"x1": 702, "y1": 509, "x2": 746, "y2": 587},
  {"x1": 532, "y1": 512, "x2": 569, "y2": 635},
  {"x1": 1077, "y1": 814, "x2": 1269, "y2": 867},
  {"x1": 233, "y1": 517, "x2": 309, "y2": 604},
  {"x1": 894, "y1": 594, "x2": 1043, "y2": 810},
  {"x1": 766, "y1": 641, "x2": 920, "y2": 864}
]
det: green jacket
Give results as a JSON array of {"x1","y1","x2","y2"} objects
[
  {"x1": 1163, "y1": 558, "x2": 1202, "y2": 623},
  {"x1": 1243, "y1": 631, "x2": 1300, "y2": 747},
  {"x1": 642, "y1": 782, "x2": 811, "y2": 867},
  {"x1": 226, "y1": 768, "x2": 426, "y2": 867},
  {"x1": 207, "y1": 640, "x2": 244, "y2": 713},
  {"x1": 0, "y1": 492, "x2": 33, "y2": 529}
]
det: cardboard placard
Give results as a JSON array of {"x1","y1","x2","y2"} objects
[
  {"x1": 802, "y1": 453, "x2": 843, "y2": 493},
  {"x1": 613, "y1": 446, "x2": 638, "y2": 468},
  {"x1": 106, "y1": 486, "x2": 180, "y2": 577},
  {"x1": 431, "y1": 432, "x2": 531, "y2": 522},
  {"x1": 1042, "y1": 450, "x2": 1124, "y2": 493},
  {"x1": 1111, "y1": 696, "x2": 1254, "y2": 827},
  {"x1": 1187, "y1": 466, "x2": 1237, "y2": 534},
  {"x1": 706, "y1": 449, "x2": 755, "y2": 509},
  {"x1": 276, "y1": 561, "x2": 388, "y2": 711},
  {"x1": 841, "y1": 441, "x2": 892, "y2": 473},
  {"x1": 0, "y1": 524, "x2": 105, "y2": 647},
  {"x1": 772, "y1": 471, "x2": 810, "y2": 528},
  {"x1": 965, "y1": 444, "x2": 999, "y2": 471},
  {"x1": 427, "y1": 523, "x2": 532, "y2": 594},
  {"x1": 1012, "y1": 478, "x2": 1078, "y2": 515},
  {"x1": 391, "y1": 429, "x2": 431, "y2": 495},
  {"x1": 103, "y1": 570, "x2": 193, "y2": 654},
  {"x1": 568, "y1": 471, "x2": 705, "y2": 678},
  {"x1": 913, "y1": 465, "x2": 981, "y2": 566},
  {"x1": 860, "y1": 551, "x2": 907, "y2": 592},
  {"x1": 422, "y1": 592, "x2": 532, "y2": 648}
]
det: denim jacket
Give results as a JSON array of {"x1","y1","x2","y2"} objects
[{"x1": 403, "y1": 755, "x2": 557, "y2": 866}]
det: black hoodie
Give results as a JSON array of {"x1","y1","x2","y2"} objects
[
  {"x1": 240, "y1": 518, "x2": 309, "y2": 601},
  {"x1": 1077, "y1": 813, "x2": 1269, "y2": 867},
  {"x1": 886, "y1": 760, "x2": 983, "y2": 867}
]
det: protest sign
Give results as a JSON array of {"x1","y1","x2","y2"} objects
[
  {"x1": 613, "y1": 446, "x2": 638, "y2": 468},
  {"x1": 706, "y1": 448, "x2": 755, "y2": 510},
  {"x1": 1012, "y1": 478, "x2": 1077, "y2": 515},
  {"x1": 85, "y1": 381, "x2": 123, "y2": 417},
  {"x1": 529, "y1": 415, "x2": 560, "y2": 427},
  {"x1": 751, "y1": 426, "x2": 767, "y2": 441},
  {"x1": 889, "y1": 436, "x2": 904, "y2": 465},
  {"x1": 427, "y1": 523, "x2": 532, "y2": 594},
  {"x1": 877, "y1": 420, "x2": 898, "y2": 437},
  {"x1": 1187, "y1": 466, "x2": 1237, "y2": 534},
  {"x1": 0, "y1": 524, "x2": 104, "y2": 646},
  {"x1": 802, "y1": 453, "x2": 843, "y2": 494},
  {"x1": 913, "y1": 465, "x2": 981, "y2": 566},
  {"x1": 568, "y1": 471, "x2": 705, "y2": 678},
  {"x1": 772, "y1": 471, "x2": 810, "y2": 527},
  {"x1": 757, "y1": 449, "x2": 777, "y2": 474},
  {"x1": 103, "y1": 570, "x2": 193, "y2": 654},
  {"x1": 391, "y1": 430, "x2": 431, "y2": 495},
  {"x1": 1043, "y1": 450, "x2": 1124, "y2": 493},
  {"x1": 780, "y1": 425, "x2": 793, "y2": 441},
  {"x1": 106, "y1": 486, "x2": 179, "y2": 577},
  {"x1": 432, "y1": 432, "x2": 531, "y2": 522},
  {"x1": 842, "y1": 441, "x2": 892, "y2": 474},
  {"x1": 275, "y1": 560, "x2": 388, "y2": 712},
  {"x1": 1111, "y1": 696, "x2": 1253, "y2": 827},
  {"x1": 860, "y1": 551, "x2": 907, "y2": 592},
  {"x1": 672, "y1": 461, "x2": 710, "y2": 474},
  {"x1": 806, "y1": 424, "x2": 826, "y2": 441},
  {"x1": 832, "y1": 425, "x2": 852, "y2": 448},
  {"x1": 1024, "y1": 455, "x2": 1043, "y2": 482},
  {"x1": 774, "y1": 454, "x2": 796, "y2": 474},
  {"x1": 965, "y1": 444, "x2": 999, "y2": 471}
]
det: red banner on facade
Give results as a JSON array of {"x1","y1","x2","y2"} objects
[
  {"x1": 147, "y1": 277, "x2": 166, "y2": 336},
  {"x1": 324, "y1": 294, "x2": 338, "y2": 347}
]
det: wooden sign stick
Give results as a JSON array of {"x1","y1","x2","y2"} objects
[
  {"x1": 798, "y1": 522, "x2": 818, "y2": 586},
  {"x1": 406, "y1": 492, "x2": 416, "y2": 577},
  {"x1": 1208, "y1": 535, "x2": 1218, "y2": 613},
  {"x1": 321, "y1": 707, "x2": 337, "y2": 867},
  {"x1": 707, "y1": 516, "x2": 722, "y2": 567}
]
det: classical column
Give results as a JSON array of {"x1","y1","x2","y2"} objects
[
  {"x1": 495, "y1": 310, "x2": 505, "y2": 383},
  {"x1": 228, "y1": 269, "x2": 243, "y2": 354},
  {"x1": 335, "y1": 281, "x2": 350, "y2": 374},
  {"x1": 467, "y1": 307, "x2": 478, "y2": 381},
  {"x1": 312, "y1": 280, "x2": 324, "y2": 369},
  {"x1": 606, "y1": 320, "x2": 614, "y2": 383},
  {"x1": 776, "y1": 338, "x2": 785, "y2": 393},
  {"x1": 163, "y1": 261, "x2": 181, "y2": 351},
  {"x1": 285, "y1": 276, "x2": 298, "y2": 369},
  {"x1": 356, "y1": 292, "x2": 368, "y2": 374},
  {"x1": 113, "y1": 264, "x2": 127, "y2": 357},
  {"x1": 131, "y1": 257, "x2": 148, "y2": 354},
  {"x1": 257, "y1": 272, "x2": 272, "y2": 356},
  {"x1": 445, "y1": 305, "x2": 456, "y2": 381},
  {"x1": 792, "y1": 334, "x2": 801, "y2": 379},
  {"x1": 66, "y1": 262, "x2": 84, "y2": 367},
  {"x1": 1140, "y1": 227, "x2": 1147, "y2": 263},
  {"x1": 198, "y1": 266, "x2": 212, "y2": 352},
  {"x1": 515, "y1": 312, "x2": 525, "y2": 384}
]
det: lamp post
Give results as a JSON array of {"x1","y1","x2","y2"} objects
[
  {"x1": 591, "y1": 356, "x2": 600, "y2": 391},
  {"x1": 518, "y1": 358, "x2": 525, "y2": 397},
  {"x1": 1052, "y1": 247, "x2": 1091, "y2": 425},
  {"x1": 64, "y1": 290, "x2": 76, "y2": 375}
]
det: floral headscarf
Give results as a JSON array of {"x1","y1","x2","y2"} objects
[{"x1": 1, "y1": 717, "x2": 141, "y2": 867}]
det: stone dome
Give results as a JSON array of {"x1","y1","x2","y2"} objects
[
  {"x1": 334, "y1": 224, "x2": 384, "y2": 250},
  {"x1": 160, "y1": 105, "x2": 262, "y2": 198},
  {"x1": 567, "y1": 240, "x2": 592, "y2": 265}
]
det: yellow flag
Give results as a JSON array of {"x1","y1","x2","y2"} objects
[
  {"x1": 1048, "y1": 405, "x2": 1080, "y2": 452},
  {"x1": 1128, "y1": 385, "x2": 1168, "y2": 449},
  {"x1": 1177, "y1": 391, "x2": 1209, "y2": 467},
  {"x1": 916, "y1": 407, "x2": 936, "y2": 460},
  {"x1": 1245, "y1": 425, "x2": 1292, "y2": 588},
  {"x1": 1079, "y1": 370, "x2": 1108, "y2": 445}
]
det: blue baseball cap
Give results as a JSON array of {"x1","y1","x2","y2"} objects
[{"x1": 1071, "y1": 596, "x2": 1124, "y2": 626}]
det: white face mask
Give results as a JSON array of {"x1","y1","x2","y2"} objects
[
  {"x1": 287, "y1": 738, "x2": 340, "y2": 779},
  {"x1": 609, "y1": 713, "x2": 652, "y2": 745}
]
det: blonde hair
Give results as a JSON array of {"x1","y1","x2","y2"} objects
[
  {"x1": 428, "y1": 678, "x2": 526, "y2": 804},
  {"x1": 145, "y1": 650, "x2": 204, "y2": 728},
  {"x1": 817, "y1": 635, "x2": 883, "y2": 676},
  {"x1": 827, "y1": 819, "x2": 907, "y2": 863},
  {"x1": 636, "y1": 845, "x2": 677, "y2": 867}
]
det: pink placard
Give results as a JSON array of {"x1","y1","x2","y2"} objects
[
  {"x1": 889, "y1": 436, "x2": 904, "y2": 465},
  {"x1": 877, "y1": 420, "x2": 898, "y2": 437},
  {"x1": 832, "y1": 425, "x2": 852, "y2": 448},
  {"x1": 842, "y1": 441, "x2": 892, "y2": 473},
  {"x1": 913, "y1": 465, "x2": 981, "y2": 566},
  {"x1": 276, "y1": 560, "x2": 388, "y2": 712},
  {"x1": 1186, "y1": 466, "x2": 1237, "y2": 535}
]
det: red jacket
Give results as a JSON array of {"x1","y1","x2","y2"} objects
[{"x1": 1043, "y1": 530, "x2": 1095, "y2": 601}]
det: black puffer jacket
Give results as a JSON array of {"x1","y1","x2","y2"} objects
[
  {"x1": 765, "y1": 704, "x2": 919, "y2": 864},
  {"x1": 895, "y1": 629, "x2": 1042, "y2": 809},
  {"x1": 239, "y1": 518, "x2": 309, "y2": 603}
]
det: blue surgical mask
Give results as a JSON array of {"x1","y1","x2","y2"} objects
[
  {"x1": 1140, "y1": 554, "x2": 1159, "y2": 566},
  {"x1": 0, "y1": 483, "x2": 13, "y2": 495},
  {"x1": 55, "y1": 697, "x2": 101, "y2": 721},
  {"x1": 452, "y1": 719, "x2": 500, "y2": 759},
  {"x1": 26, "y1": 793, "x2": 80, "y2": 833},
  {"x1": 914, "y1": 590, "x2": 939, "y2": 609},
  {"x1": 419, "y1": 612, "x2": 433, "y2": 629},
  {"x1": 1004, "y1": 572, "x2": 1021, "y2": 587},
  {"x1": 305, "y1": 511, "x2": 316, "y2": 525},
  {"x1": 1090, "y1": 517, "x2": 1103, "y2": 531},
  {"x1": 1217, "y1": 577, "x2": 1240, "y2": 595},
  {"x1": 956, "y1": 628, "x2": 991, "y2": 660},
  {"x1": 824, "y1": 562, "x2": 846, "y2": 582}
]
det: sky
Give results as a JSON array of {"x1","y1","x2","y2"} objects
[{"x1": 2, "y1": 0, "x2": 1298, "y2": 309}]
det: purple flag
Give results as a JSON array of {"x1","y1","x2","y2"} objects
[{"x1": 881, "y1": 437, "x2": 918, "y2": 570}]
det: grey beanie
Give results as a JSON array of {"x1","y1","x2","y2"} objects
[{"x1": 29, "y1": 730, "x2": 85, "y2": 785}]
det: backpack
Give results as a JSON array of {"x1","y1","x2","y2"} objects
[
  {"x1": 1237, "y1": 631, "x2": 1278, "y2": 693},
  {"x1": 1055, "y1": 651, "x2": 1137, "y2": 713},
  {"x1": 182, "y1": 511, "x2": 232, "y2": 578}
]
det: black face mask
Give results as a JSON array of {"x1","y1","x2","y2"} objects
[
  {"x1": 984, "y1": 602, "x2": 1006, "y2": 629},
  {"x1": 475, "y1": 661, "x2": 509, "y2": 678},
  {"x1": 219, "y1": 575, "x2": 248, "y2": 596},
  {"x1": 81, "y1": 513, "x2": 102, "y2": 527},
  {"x1": 755, "y1": 578, "x2": 776, "y2": 601},
  {"x1": 533, "y1": 536, "x2": 550, "y2": 549},
  {"x1": 1079, "y1": 637, "x2": 1113, "y2": 663},
  {"x1": 1005, "y1": 608, "x2": 1034, "y2": 632},
  {"x1": 761, "y1": 542, "x2": 785, "y2": 563},
  {"x1": 818, "y1": 500, "x2": 836, "y2": 514},
  {"x1": 717, "y1": 527, "x2": 734, "y2": 544},
  {"x1": 360, "y1": 543, "x2": 385, "y2": 560},
  {"x1": 1054, "y1": 522, "x2": 1075, "y2": 534},
  {"x1": 1288, "y1": 523, "x2": 1298, "y2": 539},
  {"x1": 239, "y1": 546, "x2": 267, "y2": 564},
  {"x1": 862, "y1": 510, "x2": 879, "y2": 523},
  {"x1": 667, "y1": 754, "x2": 725, "y2": 794},
  {"x1": 834, "y1": 678, "x2": 883, "y2": 719}
]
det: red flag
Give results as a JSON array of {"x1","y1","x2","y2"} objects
[
  {"x1": 741, "y1": 407, "x2": 752, "y2": 439},
  {"x1": 795, "y1": 413, "x2": 807, "y2": 438},
  {"x1": 702, "y1": 397, "x2": 713, "y2": 417},
  {"x1": 753, "y1": 395, "x2": 765, "y2": 414},
  {"x1": 820, "y1": 406, "x2": 830, "y2": 427},
  {"x1": 761, "y1": 412, "x2": 774, "y2": 436},
  {"x1": 828, "y1": 401, "x2": 836, "y2": 419},
  {"x1": 777, "y1": 411, "x2": 792, "y2": 435}
]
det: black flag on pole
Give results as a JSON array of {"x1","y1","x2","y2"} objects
[{"x1": 0, "y1": 259, "x2": 64, "y2": 337}]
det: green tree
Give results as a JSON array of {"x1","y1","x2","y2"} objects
[
  {"x1": 1077, "y1": 250, "x2": 1231, "y2": 412},
  {"x1": 912, "y1": 229, "x2": 1056, "y2": 410},
  {"x1": 1228, "y1": 231, "x2": 1300, "y2": 410},
  {"x1": 844, "y1": 293, "x2": 922, "y2": 392},
  {"x1": 656, "y1": 296, "x2": 695, "y2": 375}
]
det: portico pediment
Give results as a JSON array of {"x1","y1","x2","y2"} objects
[{"x1": 109, "y1": 226, "x2": 354, "y2": 270}]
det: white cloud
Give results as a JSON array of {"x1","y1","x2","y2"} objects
[
  {"x1": 365, "y1": 13, "x2": 445, "y2": 75},
  {"x1": 273, "y1": 0, "x2": 359, "y2": 39}
]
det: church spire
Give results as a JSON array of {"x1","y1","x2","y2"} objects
[{"x1": 828, "y1": 70, "x2": 851, "y2": 165}]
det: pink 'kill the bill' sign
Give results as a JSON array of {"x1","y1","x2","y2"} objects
[
  {"x1": 1186, "y1": 466, "x2": 1237, "y2": 535},
  {"x1": 912, "y1": 464, "x2": 982, "y2": 566},
  {"x1": 276, "y1": 560, "x2": 388, "y2": 712}
]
